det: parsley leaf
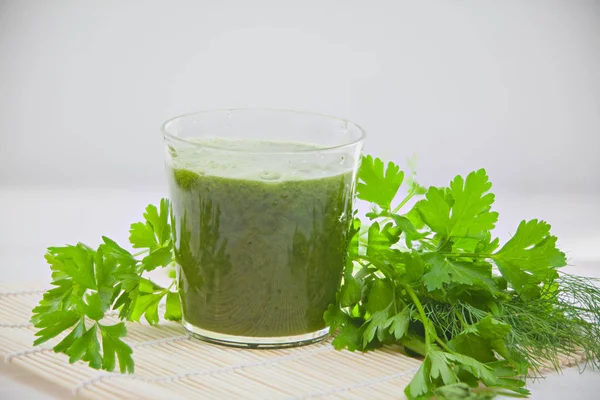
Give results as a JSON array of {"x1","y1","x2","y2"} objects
[
  {"x1": 331, "y1": 323, "x2": 361, "y2": 351},
  {"x1": 422, "y1": 254, "x2": 479, "y2": 291},
  {"x1": 33, "y1": 311, "x2": 80, "y2": 346},
  {"x1": 492, "y1": 219, "x2": 566, "y2": 294},
  {"x1": 417, "y1": 169, "x2": 498, "y2": 239},
  {"x1": 448, "y1": 317, "x2": 512, "y2": 362},
  {"x1": 357, "y1": 155, "x2": 404, "y2": 210},
  {"x1": 385, "y1": 306, "x2": 411, "y2": 340},
  {"x1": 339, "y1": 269, "x2": 363, "y2": 308},
  {"x1": 366, "y1": 222, "x2": 401, "y2": 260},
  {"x1": 129, "y1": 222, "x2": 159, "y2": 250},
  {"x1": 429, "y1": 348, "x2": 458, "y2": 385},
  {"x1": 100, "y1": 322, "x2": 134, "y2": 373},
  {"x1": 405, "y1": 360, "x2": 431, "y2": 398},
  {"x1": 141, "y1": 246, "x2": 173, "y2": 271},
  {"x1": 323, "y1": 304, "x2": 349, "y2": 333},
  {"x1": 129, "y1": 199, "x2": 172, "y2": 250},
  {"x1": 66, "y1": 323, "x2": 103, "y2": 368},
  {"x1": 362, "y1": 310, "x2": 390, "y2": 347},
  {"x1": 143, "y1": 198, "x2": 171, "y2": 246},
  {"x1": 421, "y1": 253, "x2": 499, "y2": 294},
  {"x1": 164, "y1": 291, "x2": 182, "y2": 321},
  {"x1": 130, "y1": 292, "x2": 163, "y2": 325},
  {"x1": 364, "y1": 280, "x2": 394, "y2": 314}
]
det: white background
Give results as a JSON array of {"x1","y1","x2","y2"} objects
[
  {"x1": 1, "y1": 0, "x2": 599, "y2": 193},
  {"x1": 1, "y1": 1, "x2": 599, "y2": 399}
]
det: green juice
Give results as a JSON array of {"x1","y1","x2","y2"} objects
[{"x1": 167, "y1": 139, "x2": 356, "y2": 338}]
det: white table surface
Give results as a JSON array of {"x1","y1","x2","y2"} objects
[{"x1": 1, "y1": 186, "x2": 599, "y2": 399}]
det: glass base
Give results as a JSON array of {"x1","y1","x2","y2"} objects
[{"x1": 182, "y1": 320, "x2": 329, "y2": 349}]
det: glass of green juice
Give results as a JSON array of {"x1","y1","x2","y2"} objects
[{"x1": 162, "y1": 109, "x2": 365, "y2": 348}]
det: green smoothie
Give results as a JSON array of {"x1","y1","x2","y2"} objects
[{"x1": 167, "y1": 139, "x2": 356, "y2": 338}]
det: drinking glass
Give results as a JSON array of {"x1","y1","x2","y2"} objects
[{"x1": 162, "y1": 109, "x2": 365, "y2": 348}]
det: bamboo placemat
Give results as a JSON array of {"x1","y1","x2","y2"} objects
[
  {"x1": 1, "y1": 286, "x2": 586, "y2": 399},
  {"x1": 1, "y1": 286, "x2": 424, "y2": 399}
]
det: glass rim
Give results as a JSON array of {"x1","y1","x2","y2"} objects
[{"x1": 161, "y1": 108, "x2": 367, "y2": 154}]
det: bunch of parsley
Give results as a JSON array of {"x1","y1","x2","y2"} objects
[
  {"x1": 325, "y1": 156, "x2": 600, "y2": 399},
  {"x1": 32, "y1": 156, "x2": 600, "y2": 399}
]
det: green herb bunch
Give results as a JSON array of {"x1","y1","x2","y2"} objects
[
  {"x1": 31, "y1": 199, "x2": 180, "y2": 373},
  {"x1": 324, "y1": 156, "x2": 600, "y2": 399},
  {"x1": 31, "y1": 156, "x2": 600, "y2": 399}
]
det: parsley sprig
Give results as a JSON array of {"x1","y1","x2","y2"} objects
[
  {"x1": 31, "y1": 199, "x2": 180, "y2": 373},
  {"x1": 32, "y1": 156, "x2": 600, "y2": 400}
]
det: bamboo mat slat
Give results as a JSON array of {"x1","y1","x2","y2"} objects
[
  {"x1": 0, "y1": 286, "x2": 585, "y2": 399},
  {"x1": 0, "y1": 286, "x2": 422, "y2": 399}
]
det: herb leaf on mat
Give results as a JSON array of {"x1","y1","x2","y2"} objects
[{"x1": 31, "y1": 199, "x2": 178, "y2": 373}]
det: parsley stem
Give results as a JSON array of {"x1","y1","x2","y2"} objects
[
  {"x1": 132, "y1": 249, "x2": 149, "y2": 257},
  {"x1": 392, "y1": 190, "x2": 416, "y2": 215},
  {"x1": 357, "y1": 255, "x2": 378, "y2": 265},
  {"x1": 454, "y1": 310, "x2": 467, "y2": 330},
  {"x1": 405, "y1": 286, "x2": 453, "y2": 354},
  {"x1": 390, "y1": 282, "x2": 398, "y2": 313},
  {"x1": 434, "y1": 336, "x2": 453, "y2": 353},
  {"x1": 404, "y1": 286, "x2": 431, "y2": 350},
  {"x1": 358, "y1": 189, "x2": 418, "y2": 237},
  {"x1": 435, "y1": 238, "x2": 450, "y2": 252},
  {"x1": 377, "y1": 191, "x2": 417, "y2": 227}
]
